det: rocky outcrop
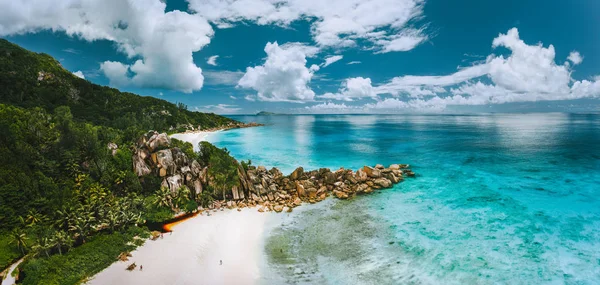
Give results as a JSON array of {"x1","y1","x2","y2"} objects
[
  {"x1": 133, "y1": 131, "x2": 206, "y2": 195},
  {"x1": 230, "y1": 162, "x2": 415, "y2": 212},
  {"x1": 132, "y1": 131, "x2": 416, "y2": 214}
]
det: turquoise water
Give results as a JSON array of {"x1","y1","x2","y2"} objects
[{"x1": 210, "y1": 114, "x2": 600, "y2": 284}]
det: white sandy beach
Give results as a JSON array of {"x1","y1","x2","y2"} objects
[
  {"x1": 87, "y1": 208, "x2": 275, "y2": 285},
  {"x1": 170, "y1": 131, "x2": 219, "y2": 151}
]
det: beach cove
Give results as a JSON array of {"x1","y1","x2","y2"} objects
[{"x1": 87, "y1": 113, "x2": 600, "y2": 284}]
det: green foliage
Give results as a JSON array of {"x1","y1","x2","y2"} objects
[
  {"x1": 197, "y1": 192, "x2": 215, "y2": 208},
  {"x1": 170, "y1": 138, "x2": 198, "y2": 161},
  {"x1": 184, "y1": 200, "x2": 199, "y2": 214},
  {"x1": 18, "y1": 227, "x2": 149, "y2": 285},
  {"x1": 0, "y1": 40, "x2": 246, "y2": 281},
  {"x1": 0, "y1": 39, "x2": 237, "y2": 135},
  {"x1": 0, "y1": 232, "x2": 22, "y2": 272},
  {"x1": 199, "y1": 141, "x2": 240, "y2": 200},
  {"x1": 241, "y1": 159, "x2": 252, "y2": 172}
]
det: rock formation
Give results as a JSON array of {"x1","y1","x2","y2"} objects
[
  {"x1": 232, "y1": 163, "x2": 414, "y2": 212},
  {"x1": 133, "y1": 131, "x2": 416, "y2": 213},
  {"x1": 133, "y1": 131, "x2": 206, "y2": 195}
]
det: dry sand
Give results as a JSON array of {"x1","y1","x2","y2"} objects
[
  {"x1": 170, "y1": 131, "x2": 219, "y2": 151},
  {"x1": 87, "y1": 208, "x2": 275, "y2": 285}
]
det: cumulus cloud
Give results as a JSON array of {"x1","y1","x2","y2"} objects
[
  {"x1": 100, "y1": 61, "x2": 130, "y2": 87},
  {"x1": 320, "y1": 77, "x2": 377, "y2": 101},
  {"x1": 238, "y1": 42, "x2": 319, "y2": 102},
  {"x1": 322, "y1": 55, "x2": 343, "y2": 67},
  {"x1": 0, "y1": 0, "x2": 213, "y2": 93},
  {"x1": 72, "y1": 70, "x2": 85, "y2": 79},
  {"x1": 207, "y1": 55, "x2": 219, "y2": 66},
  {"x1": 316, "y1": 27, "x2": 600, "y2": 111},
  {"x1": 567, "y1": 51, "x2": 583, "y2": 65},
  {"x1": 187, "y1": 0, "x2": 427, "y2": 52}
]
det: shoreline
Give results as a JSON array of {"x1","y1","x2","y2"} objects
[
  {"x1": 170, "y1": 130, "x2": 220, "y2": 151},
  {"x1": 170, "y1": 121, "x2": 263, "y2": 151},
  {"x1": 92, "y1": 129, "x2": 416, "y2": 284}
]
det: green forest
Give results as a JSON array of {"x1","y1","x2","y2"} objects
[{"x1": 0, "y1": 39, "x2": 244, "y2": 284}]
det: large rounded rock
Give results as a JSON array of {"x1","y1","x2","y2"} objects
[
  {"x1": 295, "y1": 181, "x2": 306, "y2": 197},
  {"x1": 166, "y1": 174, "x2": 183, "y2": 193},
  {"x1": 373, "y1": 178, "x2": 392, "y2": 188},
  {"x1": 362, "y1": 166, "x2": 381, "y2": 178},
  {"x1": 290, "y1": 167, "x2": 304, "y2": 180},
  {"x1": 355, "y1": 168, "x2": 368, "y2": 182},
  {"x1": 156, "y1": 149, "x2": 175, "y2": 175},
  {"x1": 148, "y1": 133, "x2": 171, "y2": 151}
]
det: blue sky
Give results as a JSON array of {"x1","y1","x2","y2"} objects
[{"x1": 2, "y1": 0, "x2": 600, "y2": 114}]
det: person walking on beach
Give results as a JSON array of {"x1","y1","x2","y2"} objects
[
  {"x1": 220, "y1": 260, "x2": 222, "y2": 265},
  {"x1": 140, "y1": 265, "x2": 143, "y2": 271}
]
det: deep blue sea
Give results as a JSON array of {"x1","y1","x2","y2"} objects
[{"x1": 209, "y1": 113, "x2": 600, "y2": 284}]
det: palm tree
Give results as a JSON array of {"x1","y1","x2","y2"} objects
[
  {"x1": 32, "y1": 236, "x2": 53, "y2": 258},
  {"x1": 10, "y1": 229, "x2": 27, "y2": 255},
  {"x1": 104, "y1": 210, "x2": 120, "y2": 233},
  {"x1": 25, "y1": 209, "x2": 47, "y2": 227},
  {"x1": 69, "y1": 215, "x2": 95, "y2": 244},
  {"x1": 55, "y1": 206, "x2": 77, "y2": 231},
  {"x1": 51, "y1": 231, "x2": 73, "y2": 255},
  {"x1": 153, "y1": 187, "x2": 172, "y2": 209},
  {"x1": 175, "y1": 186, "x2": 191, "y2": 209}
]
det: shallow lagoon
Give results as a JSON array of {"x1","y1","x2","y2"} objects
[{"x1": 211, "y1": 114, "x2": 600, "y2": 284}]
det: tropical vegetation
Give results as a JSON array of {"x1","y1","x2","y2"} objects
[{"x1": 0, "y1": 39, "x2": 248, "y2": 283}]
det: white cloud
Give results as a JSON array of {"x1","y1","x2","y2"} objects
[
  {"x1": 63, "y1": 48, "x2": 80, "y2": 54},
  {"x1": 567, "y1": 51, "x2": 583, "y2": 65},
  {"x1": 375, "y1": 28, "x2": 428, "y2": 53},
  {"x1": 194, "y1": 104, "x2": 241, "y2": 114},
  {"x1": 238, "y1": 42, "x2": 319, "y2": 102},
  {"x1": 100, "y1": 61, "x2": 130, "y2": 87},
  {"x1": 322, "y1": 55, "x2": 343, "y2": 67},
  {"x1": 204, "y1": 70, "x2": 245, "y2": 85},
  {"x1": 207, "y1": 55, "x2": 219, "y2": 66},
  {"x1": 320, "y1": 77, "x2": 377, "y2": 101},
  {"x1": 304, "y1": 102, "x2": 359, "y2": 113},
  {"x1": 72, "y1": 70, "x2": 85, "y2": 79},
  {"x1": 0, "y1": 0, "x2": 213, "y2": 93},
  {"x1": 347, "y1": 61, "x2": 362, "y2": 65},
  {"x1": 320, "y1": 27, "x2": 600, "y2": 110},
  {"x1": 244, "y1": 95, "x2": 256, "y2": 101},
  {"x1": 229, "y1": 95, "x2": 237, "y2": 100},
  {"x1": 187, "y1": 0, "x2": 427, "y2": 52}
]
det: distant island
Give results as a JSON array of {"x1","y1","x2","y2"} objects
[{"x1": 256, "y1": 111, "x2": 283, "y2": 116}]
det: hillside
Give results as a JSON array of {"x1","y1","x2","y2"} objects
[
  {"x1": 0, "y1": 39, "x2": 236, "y2": 134},
  {"x1": 0, "y1": 40, "x2": 256, "y2": 279}
]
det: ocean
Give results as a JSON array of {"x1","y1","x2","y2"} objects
[{"x1": 208, "y1": 113, "x2": 600, "y2": 284}]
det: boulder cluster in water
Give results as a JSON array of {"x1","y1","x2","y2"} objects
[
  {"x1": 132, "y1": 132, "x2": 415, "y2": 214},
  {"x1": 235, "y1": 163, "x2": 415, "y2": 213}
]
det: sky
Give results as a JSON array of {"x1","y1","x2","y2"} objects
[{"x1": 1, "y1": 0, "x2": 600, "y2": 114}]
